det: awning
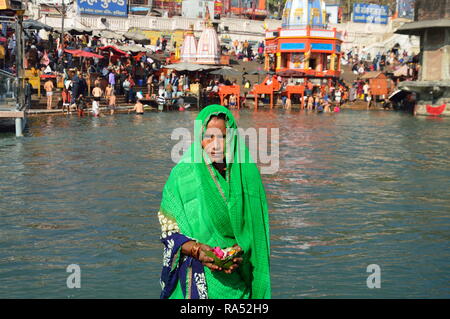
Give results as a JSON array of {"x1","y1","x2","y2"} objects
[
  {"x1": 123, "y1": 31, "x2": 150, "y2": 44},
  {"x1": 23, "y1": 19, "x2": 53, "y2": 32},
  {"x1": 163, "y1": 62, "x2": 220, "y2": 72},
  {"x1": 395, "y1": 19, "x2": 450, "y2": 35},
  {"x1": 94, "y1": 30, "x2": 124, "y2": 41},
  {"x1": 66, "y1": 27, "x2": 93, "y2": 35}
]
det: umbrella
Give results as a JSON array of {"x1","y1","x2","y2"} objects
[
  {"x1": 209, "y1": 68, "x2": 241, "y2": 76},
  {"x1": 23, "y1": 19, "x2": 54, "y2": 32},
  {"x1": 95, "y1": 30, "x2": 124, "y2": 41},
  {"x1": 249, "y1": 69, "x2": 271, "y2": 82},
  {"x1": 67, "y1": 27, "x2": 93, "y2": 35},
  {"x1": 388, "y1": 89, "x2": 410, "y2": 102},
  {"x1": 116, "y1": 45, "x2": 153, "y2": 53},
  {"x1": 123, "y1": 31, "x2": 150, "y2": 44},
  {"x1": 98, "y1": 45, "x2": 129, "y2": 57},
  {"x1": 65, "y1": 49, "x2": 104, "y2": 59}
]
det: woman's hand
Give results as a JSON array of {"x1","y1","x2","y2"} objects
[
  {"x1": 198, "y1": 244, "x2": 223, "y2": 272},
  {"x1": 223, "y1": 244, "x2": 243, "y2": 274}
]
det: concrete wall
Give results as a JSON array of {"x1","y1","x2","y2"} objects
[
  {"x1": 421, "y1": 28, "x2": 450, "y2": 81},
  {"x1": 415, "y1": 0, "x2": 450, "y2": 21}
]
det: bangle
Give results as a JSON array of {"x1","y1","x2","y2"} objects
[{"x1": 190, "y1": 242, "x2": 201, "y2": 259}]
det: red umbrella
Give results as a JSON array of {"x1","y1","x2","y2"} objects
[
  {"x1": 65, "y1": 49, "x2": 103, "y2": 59},
  {"x1": 98, "y1": 45, "x2": 129, "y2": 57},
  {"x1": 74, "y1": 50, "x2": 104, "y2": 59}
]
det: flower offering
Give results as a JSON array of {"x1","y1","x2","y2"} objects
[{"x1": 205, "y1": 246, "x2": 243, "y2": 270}]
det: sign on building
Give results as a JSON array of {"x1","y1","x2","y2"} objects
[
  {"x1": 353, "y1": 3, "x2": 389, "y2": 25},
  {"x1": 77, "y1": 0, "x2": 128, "y2": 17},
  {"x1": 35, "y1": 0, "x2": 72, "y2": 4},
  {"x1": 326, "y1": 5, "x2": 339, "y2": 24},
  {"x1": 397, "y1": 0, "x2": 415, "y2": 20},
  {"x1": 0, "y1": 0, "x2": 10, "y2": 10}
]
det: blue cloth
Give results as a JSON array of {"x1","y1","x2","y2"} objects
[{"x1": 160, "y1": 232, "x2": 207, "y2": 299}]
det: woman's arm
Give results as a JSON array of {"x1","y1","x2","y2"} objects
[{"x1": 181, "y1": 241, "x2": 222, "y2": 272}]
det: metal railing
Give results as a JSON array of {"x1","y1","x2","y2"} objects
[{"x1": 0, "y1": 69, "x2": 17, "y2": 108}]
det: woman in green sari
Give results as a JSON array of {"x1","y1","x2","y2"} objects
[{"x1": 158, "y1": 104, "x2": 271, "y2": 299}]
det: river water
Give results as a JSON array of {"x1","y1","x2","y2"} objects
[{"x1": 0, "y1": 109, "x2": 449, "y2": 298}]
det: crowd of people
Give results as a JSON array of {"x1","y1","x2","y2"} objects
[
  {"x1": 342, "y1": 44, "x2": 420, "y2": 81},
  {"x1": 1, "y1": 21, "x2": 423, "y2": 115}
]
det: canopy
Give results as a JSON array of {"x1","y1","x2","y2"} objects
[
  {"x1": 116, "y1": 44, "x2": 153, "y2": 53},
  {"x1": 65, "y1": 49, "x2": 104, "y2": 59},
  {"x1": 94, "y1": 30, "x2": 124, "y2": 41},
  {"x1": 388, "y1": 89, "x2": 410, "y2": 102},
  {"x1": 98, "y1": 45, "x2": 129, "y2": 57},
  {"x1": 123, "y1": 31, "x2": 150, "y2": 44},
  {"x1": 209, "y1": 68, "x2": 241, "y2": 76},
  {"x1": 23, "y1": 19, "x2": 53, "y2": 32},
  {"x1": 66, "y1": 27, "x2": 93, "y2": 35},
  {"x1": 163, "y1": 62, "x2": 220, "y2": 72}
]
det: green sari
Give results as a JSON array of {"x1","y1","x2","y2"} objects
[{"x1": 158, "y1": 104, "x2": 271, "y2": 299}]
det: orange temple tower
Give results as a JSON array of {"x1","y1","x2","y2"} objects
[{"x1": 264, "y1": 0, "x2": 343, "y2": 81}]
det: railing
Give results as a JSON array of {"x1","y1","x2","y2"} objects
[{"x1": 0, "y1": 70, "x2": 17, "y2": 107}]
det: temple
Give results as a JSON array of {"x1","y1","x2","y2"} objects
[
  {"x1": 179, "y1": 14, "x2": 221, "y2": 64},
  {"x1": 196, "y1": 22, "x2": 221, "y2": 64},
  {"x1": 180, "y1": 26, "x2": 198, "y2": 63},
  {"x1": 264, "y1": 0, "x2": 343, "y2": 80}
]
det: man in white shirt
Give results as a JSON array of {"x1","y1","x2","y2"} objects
[{"x1": 363, "y1": 82, "x2": 370, "y2": 99}]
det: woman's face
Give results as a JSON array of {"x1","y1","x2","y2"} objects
[{"x1": 202, "y1": 117, "x2": 226, "y2": 163}]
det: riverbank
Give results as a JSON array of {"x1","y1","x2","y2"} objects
[{"x1": 25, "y1": 100, "x2": 386, "y2": 117}]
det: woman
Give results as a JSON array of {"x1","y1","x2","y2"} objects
[{"x1": 158, "y1": 105, "x2": 271, "y2": 299}]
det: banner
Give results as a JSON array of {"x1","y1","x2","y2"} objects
[
  {"x1": 353, "y1": 3, "x2": 389, "y2": 24},
  {"x1": 0, "y1": 0, "x2": 10, "y2": 10},
  {"x1": 77, "y1": 0, "x2": 128, "y2": 17},
  {"x1": 397, "y1": 0, "x2": 415, "y2": 20},
  {"x1": 326, "y1": 5, "x2": 339, "y2": 24}
]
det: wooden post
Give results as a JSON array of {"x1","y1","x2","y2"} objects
[
  {"x1": 254, "y1": 94, "x2": 258, "y2": 110},
  {"x1": 87, "y1": 73, "x2": 91, "y2": 97},
  {"x1": 15, "y1": 15, "x2": 24, "y2": 110},
  {"x1": 38, "y1": 72, "x2": 41, "y2": 98},
  {"x1": 270, "y1": 93, "x2": 273, "y2": 109},
  {"x1": 301, "y1": 92, "x2": 305, "y2": 109}
]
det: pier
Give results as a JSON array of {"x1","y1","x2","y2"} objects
[{"x1": 0, "y1": 6, "x2": 26, "y2": 136}]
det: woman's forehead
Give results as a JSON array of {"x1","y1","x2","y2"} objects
[{"x1": 206, "y1": 117, "x2": 226, "y2": 130}]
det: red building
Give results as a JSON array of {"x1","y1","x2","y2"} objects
[{"x1": 224, "y1": 0, "x2": 267, "y2": 19}]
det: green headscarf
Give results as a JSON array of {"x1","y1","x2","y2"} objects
[{"x1": 160, "y1": 105, "x2": 271, "y2": 299}]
